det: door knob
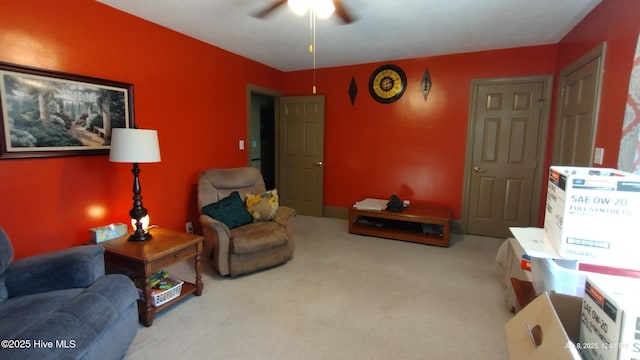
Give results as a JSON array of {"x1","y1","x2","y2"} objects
[
  {"x1": 314, "y1": 161, "x2": 323, "y2": 166},
  {"x1": 473, "y1": 166, "x2": 486, "y2": 173}
]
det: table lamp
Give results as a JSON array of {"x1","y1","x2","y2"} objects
[{"x1": 109, "y1": 128, "x2": 161, "y2": 241}]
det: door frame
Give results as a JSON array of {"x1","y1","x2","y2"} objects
[
  {"x1": 552, "y1": 42, "x2": 606, "y2": 166},
  {"x1": 246, "y1": 83, "x2": 283, "y2": 187},
  {"x1": 460, "y1": 75, "x2": 553, "y2": 233}
]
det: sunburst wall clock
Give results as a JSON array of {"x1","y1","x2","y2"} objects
[{"x1": 368, "y1": 64, "x2": 407, "y2": 104}]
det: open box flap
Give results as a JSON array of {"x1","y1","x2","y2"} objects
[
  {"x1": 505, "y1": 292, "x2": 582, "y2": 359},
  {"x1": 509, "y1": 227, "x2": 561, "y2": 259}
]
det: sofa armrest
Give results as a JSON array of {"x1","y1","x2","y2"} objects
[
  {"x1": 5, "y1": 245, "x2": 105, "y2": 298},
  {"x1": 273, "y1": 206, "x2": 296, "y2": 227}
]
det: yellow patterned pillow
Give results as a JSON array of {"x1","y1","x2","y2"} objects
[{"x1": 245, "y1": 189, "x2": 279, "y2": 222}]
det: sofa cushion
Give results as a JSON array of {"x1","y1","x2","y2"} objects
[
  {"x1": 0, "y1": 228, "x2": 14, "y2": 302},
  {"x1": 1, "y1": 274, "x2": 138, "y2": 359},
  {"x1": 0, "y1": 288, "x2": 83, "y2": 340},
  {"x1": 245, "y1": 189, "x2": 279, "y2": 222},
  {"x1": 202, "y1": 191, "x2": 254, "y2": 229},
  {"x1": 230, "y1": 221, "x2": 287, "y2": 254},
  {"x1": 5, "y1": 245, "x2": 105, "y2": 299}
]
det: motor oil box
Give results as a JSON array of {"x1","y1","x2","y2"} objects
[
  {"x1": 579, "y1": 275, "x2": 640, "y2": 360},
  {"x1": 543, "y1": 166, "x2": 640, "y2": 268}
]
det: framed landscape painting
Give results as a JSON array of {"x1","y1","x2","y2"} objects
[{"x1": 0, "y1": 62, "x2": 134, "y2": 159}]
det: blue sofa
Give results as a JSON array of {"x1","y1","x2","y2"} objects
[{"x1": 0, "y1": 227, "x2": 139, "y2": 360}]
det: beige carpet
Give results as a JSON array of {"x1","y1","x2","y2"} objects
[{"x1": 124, "y1": 215, "x2": 512, "y2": 360}]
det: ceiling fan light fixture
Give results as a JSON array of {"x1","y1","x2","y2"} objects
[
  {"x1": 288, "y1": 0, "x2": 335, "y2": 18},
  {"x1": 288, "y1": 0, "x2": 309, "y2": 16},
  {"x1": 314, "y1": 0, "x2": 335, "y2": 19}
]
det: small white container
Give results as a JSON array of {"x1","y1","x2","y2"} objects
[{"x1": 137, "y1": 277, "x2": 183, "y2": 307}]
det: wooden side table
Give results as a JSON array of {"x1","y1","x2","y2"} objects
[{"x1": 96, "y1": 227, "x2": 204, "y2": 326}]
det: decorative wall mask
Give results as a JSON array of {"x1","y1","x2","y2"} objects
[
  {"x1": 348, "y1": 76, "x2": 358, "y2": 105},
  {"x1": 421, "y1": 68, "x2": 432, "y2": 101}
]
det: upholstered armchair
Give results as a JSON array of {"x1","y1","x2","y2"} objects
[{"x1": 198, "y1": 167, "x2": 296, "y2": 276}]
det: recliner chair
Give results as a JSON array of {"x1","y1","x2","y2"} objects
[{"x1": 198, "y1": 167, "x2": 295, "y2": 276}]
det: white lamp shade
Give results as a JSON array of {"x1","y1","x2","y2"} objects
[{"x1": 109, "y1": 128, "x2": 161, "y2": 163}]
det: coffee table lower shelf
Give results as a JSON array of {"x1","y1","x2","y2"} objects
[{"x1": 348, "y1": 206, "x2": 452, "y2": 247}]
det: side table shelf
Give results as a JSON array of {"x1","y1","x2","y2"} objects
[
  {"x1": 348, "y1": 206, "x2": 452, "y2": 247},
  {"x1": 95, "y1": 228, "x2": 204, "y2": 327},
  {"x1": 144, "y1": 281, "x2": 198, "y2": 315}
]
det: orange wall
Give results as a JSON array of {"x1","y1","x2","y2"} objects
[
  {"x1": 1, "y1": 1, "x2": 638, "y2": 259},
  {"x1": 283, "y1": 0, "x2": 640, "y2": 225},
  {"x1": 0, "y1": 0, "x2": 283, "y2": 259},
  {"x1": 555, "y1": 0, "x2": 640, "y2": 168},
  {"x1": 283, "y1": 46, "x2": 558, "y2": 213},
  {"x1": 531, "y1": 0, "x2": 640, "y2": 224}
]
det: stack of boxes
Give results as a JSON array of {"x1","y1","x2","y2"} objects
[{"x1": 507, "y1": 166, "x2": 640, "y2": 360}]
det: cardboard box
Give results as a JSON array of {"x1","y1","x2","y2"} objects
[
  {"x1": 544, "y1": 166, "x2": 640, "y2": 268},
  {"x1": 530, "y1": 256, "x2": 587, "y2": 297},
  {"x1": 505, "y1": 292, "x2": 582, "y2": 360},
  {"x1": 579, "y1": 275, "x2": 640, "y2": 360},
  {"x1": 89, "y1": 223, "x2": 128, "y2": 243},
  {"x1": 510, "y1": 227, "x2": 640, "y2": 297}
]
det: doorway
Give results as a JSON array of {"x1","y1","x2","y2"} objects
[
  {"x1": 246, "y1": 87, "x2": 326, "y2": 216},
  {"x1": 249, "y1": 92, "x2": 276, "y2": 189},
  {"x1": 462, "y1": 76, "x2": 552, "y2": 238},
  {"x1": 247, "y1": 85, "x2": 282, "y2": 190}
]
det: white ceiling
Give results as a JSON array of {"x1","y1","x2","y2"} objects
[{"x1": 97, "y1": 0, "x2": 601, "y2": 72}]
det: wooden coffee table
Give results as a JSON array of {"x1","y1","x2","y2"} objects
[
  {"x1": 97, "y1": 227, "x2": 204, "y2": 326},
  {"x1": 349, "y1": 205, "x2": 452, "y2": 247}
]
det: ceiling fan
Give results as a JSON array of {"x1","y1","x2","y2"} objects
[{"x1": 254, "y1": 0, "x2": 355, "y2": 24}]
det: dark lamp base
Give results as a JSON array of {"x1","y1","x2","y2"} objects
[{"x1": 128, "y1": 231, "x2": 152, "y2": 242}]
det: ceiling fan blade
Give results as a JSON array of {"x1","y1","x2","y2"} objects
[
  {"x1": 333, "y1": 0, "x2": 354, "y2": 24},
  {"x1": 253, "y1": 0, "x2": 288, "y2": 18}
]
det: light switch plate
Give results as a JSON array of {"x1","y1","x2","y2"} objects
[
  {"x1": 239, "y1": 140, "x2": 245, "y2": 150},
  {"x1": 594, "y1": 147, "x2": 604, "y2": 165}
]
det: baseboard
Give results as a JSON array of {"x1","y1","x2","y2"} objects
[
  {"x1": 451, "y1": 219, "x2": 462, "y2": 233},
  {"x1": 323, "y1": 206, "x2": 349, "y2": 219},
  {"x1": 322, "y1": 205, "x2": 462, "y2": 233}
]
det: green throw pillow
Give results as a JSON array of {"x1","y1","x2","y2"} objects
[{"x1": 202, "y1": 191, "x2": 253, "y2": 229}]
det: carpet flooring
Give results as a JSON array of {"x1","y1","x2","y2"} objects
[{"x1": 124, "y1": 215, "x2": 512, "y2": 360}]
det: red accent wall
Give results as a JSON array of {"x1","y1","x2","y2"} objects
[
  {"x1": 556, "y1": 0, "x2": 640, "y2": 168},
  {"x1": 282, "y1": 47, "x2": 558, "y2": 214},
  {"x1": 0, "y1": 0, "x2": 283, "y2": 259},
  {"x1": 1, "y1": 1, "x2": 638, "y2": 259},
  {"x1": 533, "y1": 0, "x2": 640, "y2": 224}
]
